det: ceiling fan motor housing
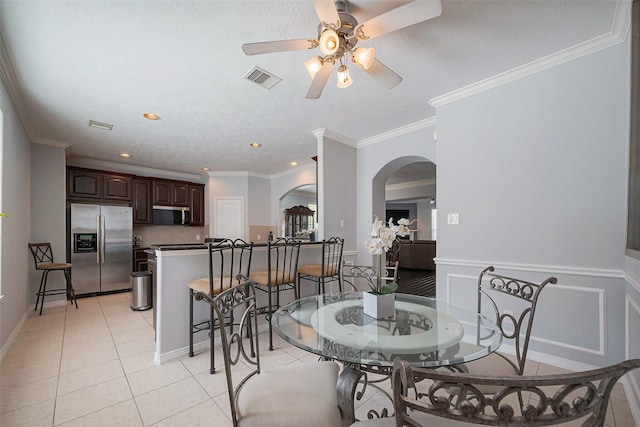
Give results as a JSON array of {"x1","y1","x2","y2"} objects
[{"x1": 317, "y1": 12, "x2": 359, "y2": 59}]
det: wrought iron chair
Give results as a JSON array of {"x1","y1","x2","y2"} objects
[
  {"x1": 194, "y1": 281, "x2": 349, "y2": 427},
  {"x1": 351, "y1": 358, "x2": 640, "y2": 426},
  {"x1": 297, "y1": 236, "x2": 344, "y2": 296},
  {"x1": 450, "y1": 266, "x2": 557, "y2": 405},
  {"x1": 239, "y1": 237, "x2": 300, "y2": 350},
  {"x1": 341, "y1": 261, "x2": 399, "y2": 292},
  {"x1": 28, "y1": 242, "x2": 78, "y2": 315},
  {"x1": 187, "y1": 238, "x2": 253, "y2": 373}
]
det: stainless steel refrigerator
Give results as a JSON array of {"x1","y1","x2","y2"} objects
[{"x1": 70, "y1": 203, "x2": 133, "y2": 295}]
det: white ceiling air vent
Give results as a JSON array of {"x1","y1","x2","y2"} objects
[
  {"x1": 243, "y1": 66, "x2": 281, "y2": 90},
  {"x1": 88, "y1": 120, "x2": 113, "y2": 130}
]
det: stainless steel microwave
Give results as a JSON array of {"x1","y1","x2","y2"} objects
[{"x1": 152, "y1": 206, "x2": 190, "y2": 225}]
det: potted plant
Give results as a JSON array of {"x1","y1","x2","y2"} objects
[{"x1": 362, "y1": 217, "x2": 413, "y2": 318}]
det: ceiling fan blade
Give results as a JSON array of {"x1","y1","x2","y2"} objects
[
  {"x1": 242, "y1": 39, "x2": 318, "y2": 55},
  {"x1": 306, "y1": 61, "x2": 334, "y2": 99},
  {"x1": 355, "y1": 0, "x2": 442, "y2": 40},
  {"x1": 354, "y1": 58, "x2": 403, "y2": 89},
  {"x1": 312, "y1": 0, "x2": 341, "y2": 29}
]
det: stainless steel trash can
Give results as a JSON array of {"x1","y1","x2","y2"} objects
[{"x1": 130, "y1": 271, "x2": 152, "y2": 311}]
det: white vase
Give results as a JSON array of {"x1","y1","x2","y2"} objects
[{"x1": 363, "y1": 291, "x2": 395, "y2": 319}]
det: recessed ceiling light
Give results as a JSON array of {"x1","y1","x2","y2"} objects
[
  {"x1": 201, "y1": 167, "x2": 209, "y2": 171},
  {"x1": 88, "y1": 120, "x2": 113, "y2": 131},
  {"x1": 143, "y1": 113, "x2": 160, "y2": 120},
  {"x1": 120, "y1": 153, "x2": 131, "y2": 158},
  {"x1": 250, "y1": 142, "x2": 262, "y2": 147},
  {"x1": 290, "y1": 162, "x2": 298, "y2": 166}
]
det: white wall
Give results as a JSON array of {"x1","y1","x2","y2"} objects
[
  {"x1": 270, "y1": 163, "x2": 316, "y2": 227},
  {"x1": 30, "y1": 143, "x2": 67, "y2": 303},
  {"x1": 206, "y1": 173, "x2": 249, "y2": 238},
  {"x1": 435, "y1": 38, "x2": 629, "y2": 370},
  {"x1": 0, "y1": 77, "x2": 31, "y2": 356},
  {"x1": 317, "y1": 130, "x2": 357, "y2": 249},
  {"x1": 248, "y1": 175, "x2": 270, "y2": 226}
]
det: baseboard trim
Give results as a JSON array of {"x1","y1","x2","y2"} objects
[{"x1": 0, "y1": 311, "x2": 27, "y2": 363}]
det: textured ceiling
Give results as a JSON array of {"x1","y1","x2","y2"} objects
[{"x1": 0, "y1": 0, "x2": 618, "y2": 177}]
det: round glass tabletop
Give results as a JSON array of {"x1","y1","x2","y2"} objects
[{"x1": 273, "y1": 292, "x2": 503, "y2": 368}]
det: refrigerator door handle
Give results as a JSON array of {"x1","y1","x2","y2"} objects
[
  {"x1": 100, "y1": 215, "x2": 106, "y2": 264},
  {"x1": 96, "y1": 215, "x2": 101, "y2": 264}
]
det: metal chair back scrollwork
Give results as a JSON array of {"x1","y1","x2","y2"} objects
[
  {"x1": 386, "y1": 358, "x2": 640, "y2": 427},
  {"x1": 476, "y1": 265, "x2": 557, "y2": 376},
  {"x1": 341, "y1": 261, "x2": 399, "y2": 292}
]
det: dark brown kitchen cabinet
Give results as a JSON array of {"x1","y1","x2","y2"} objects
[
  {"x1": 152, "y1": 179, "x2": 189, "y2": 207},
  {"x1": 68, "y1": 168, "x2": 102, "y2": 199},
  {"x1": 67, "y1": 167, "x2": 132, "y2": 202},
  {"x1": 152, "y1": 180, "x2": 172, "y2": 205},
  {"x1": 132, "y1": 178, "x2": 152, "y2": 224},
  {"x1": 102, "y1": 174, "x2": 131, "y2": 201},
  {"x1": 172, "y1": 183, "x2": 189, "y2": 207},
  {"x1": 189, "y1": 184, "x2": 205, "y2": 226}
]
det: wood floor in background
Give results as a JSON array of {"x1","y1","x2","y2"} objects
[{"x1": 396, "y1": 268, "x2": 436, "y2": 297}]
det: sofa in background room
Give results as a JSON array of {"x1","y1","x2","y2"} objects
[{"x1": 396, "y1": 240, "x2": 436, "y2": 270}]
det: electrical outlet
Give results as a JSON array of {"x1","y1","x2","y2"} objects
[
  {"x1": 257, "y1": 235, "x2": 261, "y2": 240},
  {"x1": 195, "y1": 234, "x2": 200, "y2": 241},
  {"x1": 447, "y1": 213, "x2": 460, "y2": 225}
]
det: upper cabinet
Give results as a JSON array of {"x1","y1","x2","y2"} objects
[
  {"x1": 68, "y1": 167, "x2": 131, "y2": 202},
  {"x1": 189, "y1": 184, "x2": 205, "y2": 226},
  {"x1": 68, "y1": 167, "x2": 205, "y2": 227},
  {"x1": 132, "y1": 178, "x2": 152, "y2": 224},
  {"x1": 152, "y1": 180, "x2": 189, "y2": 207}
]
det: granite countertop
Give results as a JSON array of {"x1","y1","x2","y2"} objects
[{"x1": 149, "y1": 239, "x2": 323, "y2": 251}]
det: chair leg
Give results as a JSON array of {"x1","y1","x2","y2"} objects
[
  {"x1": 209, "y1": 304, "x2": 215, "y2": 374},
  {"x1": 34, "y1": 271, "x2": 46, "y2": 312},
  {"x1": 268, "y1": 285, "x2": 273, "y2": 351},
  {"x1": 38, "y1": 271, "x2": 51, "y2": 316},
  {"x1": 189, "y1": 289, "x2": 195, "y2": 357},
  {"x1": 65, "y1": 268, "x2": 78, "y2": 309}
]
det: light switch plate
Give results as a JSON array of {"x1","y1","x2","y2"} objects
[{"x1": 447, "y1": 213, "x2": 460, "y2": 225}]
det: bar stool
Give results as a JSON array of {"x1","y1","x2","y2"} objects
[
  {"x1": 187, "y1": 238, "x2": 253, "y2": 374},
  {"x1": 28, "y1": 242, "x2": 78, "y2": 315},
  {"x1": 240, "y1": 237, "x2": 300, "y2": 351},
  {"x1": 297, "y1": 236, "x2": 344, "y2": 296}
]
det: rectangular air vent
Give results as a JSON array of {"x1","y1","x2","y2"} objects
[
  {"x1": 243, "y1": 66, "x2": 281, "y2": 90},
  {"x1": 88, "y1": 120, "x2": 113, "y2": 131}
]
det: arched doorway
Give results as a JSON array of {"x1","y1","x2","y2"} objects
[
  {"x1": 373, "y1": 157, "x2": 437, "y2": 297},
  {"x1": 279, "y1": 184, "x2": 317, "y2": 237}
]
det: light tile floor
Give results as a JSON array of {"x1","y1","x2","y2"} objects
[{"x1": 0, "y1": 292, "x2": 635, "y2": 426}]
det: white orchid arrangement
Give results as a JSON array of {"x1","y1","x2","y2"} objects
[{"x1": 364, "y1": 217, "x2": 414, "y2": 295}]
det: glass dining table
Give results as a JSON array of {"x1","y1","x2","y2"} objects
[{"x1": 272, "y1": 292, "x2": 503, "y2": 422}]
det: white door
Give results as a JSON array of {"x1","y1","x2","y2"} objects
[{"x1": 215, "y1": 198, "x2": 244, "y2": 239}]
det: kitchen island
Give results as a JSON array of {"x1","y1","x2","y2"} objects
[{"x1": 150, "y1": 241, "x2": 354, "y2": 364}]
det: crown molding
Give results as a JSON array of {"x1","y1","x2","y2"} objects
[
  {"x1": 359, "y1": 116, "x2": 437, "y2": 147},
  {"x1": 67, "y1": 157, "x2": 204, "y2": 182},
  {"x1": 0, "y1": 33, "x2": 33, "y2": 140},
  {"x1": 269, "y1": 162, "x2": 315, "y2": 180},
  {"x1": 207, "y1": 170, "x2": 270, "y2": 180},
  {"x1": 32, "y1": 138, "x2": 71, "y2": 149},
  {"x1": 312, "y1": 128, "x2": 357, "y2": 148},
  {"x1": 430, "y1": 0, "x2": 631, "y2": 108}
]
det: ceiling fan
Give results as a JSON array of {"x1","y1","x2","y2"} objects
[{"x1": 242, "y1": 0, "x2": 442, "y2": 99}]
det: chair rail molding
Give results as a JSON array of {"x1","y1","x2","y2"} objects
[{"x1": 435, "y1": 257, "x2": 624, "y2": 279}]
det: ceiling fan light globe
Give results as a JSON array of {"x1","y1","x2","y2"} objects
[
  {"x1": 319, "y1": 29, "x2": 339, "y2": 55},
  {"x1": 354, "y1": 47, "x2": 375, "y2": 69},
  {"x1": 336, "y1": 65, "x2": 353, "y2": 88},
  {"x1": 304, "y1": 56, "x2": 323, "y2": 79}
]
